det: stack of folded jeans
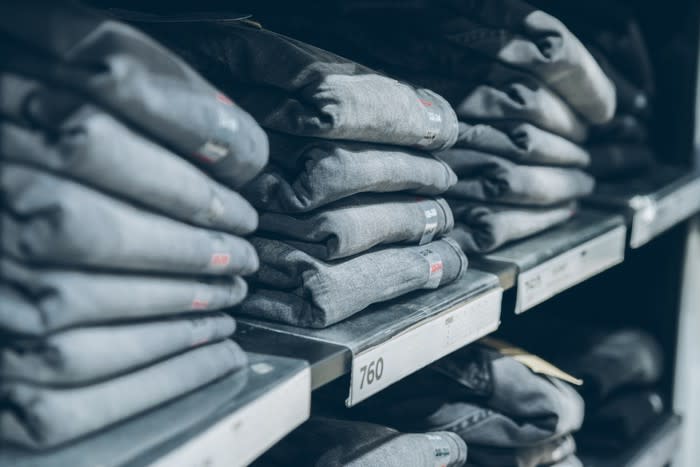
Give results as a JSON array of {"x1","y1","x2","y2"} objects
[
  {"x1": 253, "y1": 416, "x2": 468, "y2": 467},
  {"x1": 0, "y1": 1, "x2": 268, "y2": 450},
  {"x1": 255, "y1": 0, "x2": 608, "y2": 253},
  {"x1": 326, "y1": 339, "x2": 585, "y2": 467},
  {"x1": 147, "y1": 20, "x2": 468, "y2": 328}
]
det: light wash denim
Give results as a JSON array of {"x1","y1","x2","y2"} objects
[
  {"x1": 255, "y1": 417, "x2": 467, "y2": 467},
  {"x1": 0, "y1": 340, "x2": 247, "y2": 450},
  {"x1": 149, "y1": 21, "x2": 460, "y2": 150},
  {"x1": 2, "y1": 163, "x2": 259, "y2": 276},
  {"x1": 438, "y1": 150, "x2": 594, "y2": 206},
  {"x1": 237, "y1": 237, "x2": 467, "y2": 328},
  {"x1": 0, "y1": 258, "x2": 248, "y2": 336},
  {"x1": 258, "y1": 195, "x2": 453, "y2": 260},
  {"x1": 243, "y1": 135, "x2": 456, "y2": 213},
  {"x1": 0, "y1": 3, "x2": 268, "y2": 189},
  {"x1": 1, "y1": 313, "x2": 236, "y2": 385},
  {"x1": 448, "y1": 202, "x2": 576, "y2": 253}
]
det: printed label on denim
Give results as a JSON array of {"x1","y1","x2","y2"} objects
[
  {"x1": 419, "y1": 247, "x2": 444, "y2": 288},
  {"x1": 416, "y1": 92, "x2": 443, "y2": 147},
  {"x1": 426, "y1": 434, "x2": 457, "y2": 467},
  {"x1": 192, "y1": 195, "x2": 225, "y2": 225},
  {"x1": 189, "y1": 317, "x2": 213, "y2": 346},
  {"x1": 191, "y1": 282, "x2": 215, "y2": 310},
  {"x1": 196, "y1": 140, "x2": 229, "y2": 163},
  {"x1": 194, "y1": 106, "x2": 239, "y2": 162},
  {"x1": 418, "y1": 200, "x2": 440, "y2": 245}
]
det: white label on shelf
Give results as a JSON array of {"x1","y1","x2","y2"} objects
[
  {"x1": 347, "y1": 287, "x2": 503, "y2": 407},
  {"x1": 150, "y1": 366, "x2": 311, "y2": 467},
  {"x1": 515, "y1": 225, "x2": 626, "y2": 313},
  {"x1": 630, "y1": 177, "x2": 700, "y2": 248}
]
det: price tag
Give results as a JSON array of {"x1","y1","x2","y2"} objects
[
  {"x1": 347, "y1": 287, "x2": 502, "y2": 406},
  {"x1": 151, "y1": 367, "x2": 311, "y2": 467},
  {"x1": 630, "y1": 177, "x2": 700, "y2": 248},
  {"x1": 515, "y1": 225, "x2": 626, "y2": 313}
]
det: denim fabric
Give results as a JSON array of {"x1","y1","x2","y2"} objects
[
  {"x1": 589, "y1": 115, "x2": 649, "y2": 144},
  {"x1": 587, "y1": 144, "x2": 654, "y2": 179},
  {"x1": 1, "y1": 163, "x2": 259, "y2": 276},
  {"x1": 0, "y1": 79, "x2": 257, "y2": 234},
  {"x1": 589, "y1": 48, "x2": 650, "y2": 119},
  {"x1": 238, "y1": 237, "x2": 467, "y2": 328},
  {"x1": 255, "y1": 417, "x2": 468, "y2": 467},
  {"x1": 243, "y1": 135, "x2": 457, "y2": 213},
  {"x1": 258, "y1": 195, "x2": 453, "y2": 260},
  {"x1": 0, "y1": 2, "x2": 268, "y2": 189},
  {"x1": 466, "y1": 434, "x2": 576, "y2": 467},
  {"x1": 1, "y1": 313, "x2": 236, "y2": 386},
  {"x1": 334, "y1": 0, "x2": 616, "y2": 124},
  {"x1": 448, "y1": 202, "x2": 576, "y2": 253},
  {"x1": 0, "y1": 340, "x2": 247, "y2": 449},
  {"x1": 438, "y1": 150, "x2": 595, "y2": 206},
  {"x1": 0, "y1": 258, "x2": 248, "y2": 336},
  {"x1": 455, "y1": 122, "x2": 590, "y2": 168},
  {"x1": 150, "y1": 22, "x2": 459, "y2": 151},
  {"x1": 350, "y1": 342, "x2": 584, "y2": 448}
]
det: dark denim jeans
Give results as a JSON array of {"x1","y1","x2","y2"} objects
[
  {"x1": 238, "y1": 237, "x2": 467, "y2": 328},
  {"x1": 0, "y1": 2, "x2": 268, "y2": 189},
  {"x1": 1, "y1": 313, "x2": 236, "y2": 385},
  {"x1": 149, "y1": 21, "x2": 459, "y2": 150},
  {"x1": 465, "y1": 434, "x2": 576, "y2": 467},
  {"x1": 2, "y1": 163, "x2": 258, "y2": 276},
  {"x1": 0, "y1": 74, "x2": 258, "y2": 235},
  {"x1": 0, "y1": 258, "x2": 248, "y2": 336},
  {"x1": 0, "y1": 340, "x2": 247, "y2": 450},
  {"x1": 258, "y1": 195, "x2": 453, "y2": 260},
  {"x1": 438, "y1": 150, "x2": 594, "y2": 206},
  {"x1": 254, "y1": 417, "x2": 467, "y2": 467},
  {"x1": 448, "y1": 202, "x2": 576, "y2": 253},
  {"x1": 587, "y1": 144, "x2": 655, "y2": 179},
  {"x1": 243, "y1": 135, "x2": 456, "y2": 213}
]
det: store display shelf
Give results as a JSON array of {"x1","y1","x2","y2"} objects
[
  {"x1": 586, "y1": 166, "x2": 700, "y2": 248},
  {"x1": 237, "y1": 269, "x2": 503, "y2": 406},
  {"x1": 476, "y1": 210, "x2": 627, "y2": 313},
  {"x1": 580, "y1": 413, "x2": 683, "y2": 467},
  {"x1": 1, "y1": 353, "x2": 310, "y2": 467}
]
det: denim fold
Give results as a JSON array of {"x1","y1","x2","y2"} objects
[
  {"x1": 258, "y1": 195, "x2": 454, "y2": 260},
  {"x1": 238, "y1": 237, "x2": 468, "y2": 328},
  {"x1": 0, "y1": 340, "x2": 247, "y2": 449},
  {"x1": 2, "y1": 163, "x2": 259, "y2": 276}
]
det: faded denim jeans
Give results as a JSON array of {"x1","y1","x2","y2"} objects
[
  {"x1": 0, "y1": 340, "x2": 247, "y2": 449},
  {"x1": 238, "y1": 237, "x2": 467, "y2": 328},
  {"x1": 258, "y1": 195, "x2": 454, "y2": 260},
  {"x1": 0, "y1": 258, "x2": 248, "y2": 336},
  {"x1": 448, "y1": 202, "x2": 576, "y2": 253},
  {"x1": 465, "y1": 434, "x2": 576, "y2": 467},
  {"x1": 0, "y1": 74, "x2": 258, "y2": 235},
  {"x1": 254, "y1": 417, "x2": 467, "y2": 467},
  {"x1": 243, "y1": 135, "x2": 456, "y2": 213},
  {"x1": 438, "y1": 150, "x2": 595, "y2": 206},
  {"x1": 1, "y1": 313, "x2": 236, "y2": 385},
  {"x1": 0, "y1": 2, "x2": 268, "y2": 189},
  {"x1": 2, "y1": 163, "x2": 259, "y2": 276},
  {"x1": 148, "y1": 21, "x2": 459, "y2": 150}
]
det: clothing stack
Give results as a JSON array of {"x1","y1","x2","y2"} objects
[
  {"x1": 0, "y1": 2, "x2": 267, "y2": 450},
  {"x1": 253, "y1": 417, "x2": 468, "y2": 467},
  {"x1": 258, "y1": 0, "x2": 615, "y2": 253},
  {"x1": 149, "y1": 20, "x2": 468, "y2": 328},
  {"x1": 328, "y1": 339, "x2": 585, "y2": 467}
]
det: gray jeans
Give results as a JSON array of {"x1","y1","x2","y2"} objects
[
  {"x1": 0, "y1": 3, "x2": 269, "y2": 189},
  {"x1": 0, "y1": 339, "x2": 247, "y2": 450},
  {"x1": 0, "y1": 77, "x2": 257, "y2": 235},
  {"x1": 438, "y1": 150, "x2": 595, "y2": 206},
  {"x1": 0, "y1": 258, "x2": 248, "y2": 336},
  {"x1": 448, "y1": 202, "x2": 576, "y2": 253},
  {"x1": 258, "y1": 195, "x2": 453, "y2": 260},
  {"x1": 238, "y1": 237, "x2": 468, "y2": 328},
  {"x1": 1, "y1": 313, "x2": 236, "y2": 385},
  {"x1": 466, "y1": 434, "x2": 576, "y2": 467},
  {"x1": 150, "y1": 21, "x2": 459, "y2": 151},
  {"x1": 254, "y1": 417, "x2": 467, "y2": 467},
  {"x1": 243, "y1": 135, "x2": 456, "y2": 213},
  {"x1": 2, "y1": 163, "x2": 258, "y2": 276}
]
